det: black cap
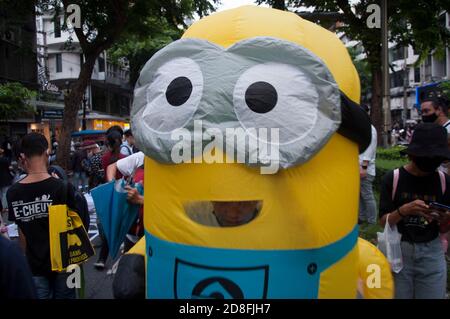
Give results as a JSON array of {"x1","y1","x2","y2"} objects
[{"x1": 401, "y1": 123, "x2": 450, "y2": 159}]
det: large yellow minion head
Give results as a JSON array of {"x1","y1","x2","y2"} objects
[{"x1": 131, "y1": 6, "x2": 389, "y2": 299}]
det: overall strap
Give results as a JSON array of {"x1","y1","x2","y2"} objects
[
  {"x1": 392, "y1": 168, "x2": 400, "y2": 201},
  {"x1": 438, "y1": 170, "x2": 446, "y2": 195}
]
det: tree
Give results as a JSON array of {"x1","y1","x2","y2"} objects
[
  {"x1": 36, "y1": 0, "x2": 218, "y2": 169},
  {"x1": 108, "y1": 16, "x2": 181, "y2": 86},
  {"x1": 261, "y1": 0, "x2": 286, "y2": 10},
  {"x1": 257, "y1": 0, "x2": 450, "y2": 144},
  {"x1": 348, "y1": 46, "x2": 372, "y2": 104},
  {"x1": 0, "y1": 82, "x2": 36, "y2": 122},
  {"x1": 439, "y1": 81, "x2": 450, "y2": 101}
]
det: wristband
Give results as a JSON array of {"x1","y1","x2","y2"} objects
[{"x1": 397, "y1": 208, "x2": 406, "y2": 218}]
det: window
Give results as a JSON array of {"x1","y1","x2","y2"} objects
[
  {"x1": 56, "y1": 54, "x2": 62, "y2": 73},
  {"x1": 389, "y1": 46, "x2": 407, "y2": 61},
  {"x1": 92, "y1": 86, "x2": 107, "y2": 113},
  {"x1": 443, "y1": 50, "x2": 448, "y2": 77},
  {"x1": 110, "y1": 93, "x2": 121, "y2": 115},
  {"x1": 98, "y1": 56, "x2": 105, "y2": 72},
  {"x1": 390, "y1": 70, "x2": 404, "y2": 88},
  {"x1": 424, "y1": 55, "x2": 432, "y2": 81},
  {"x1": 414, "y1": 67, "x2": 421, "y2": 83},
  {"x1": 438, "y1": 13, "x2": 446, "y2": 28},
  {"x1": 54, "y1": 18, "x2": 61, "y2": 38}
]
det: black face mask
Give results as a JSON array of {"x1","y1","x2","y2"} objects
[
  {"x1": 421, "y1": 113, "x2": 438, "y2": 123},
  {"x1": 413, "y1": 157, "x2": 443, "y2": 173}
]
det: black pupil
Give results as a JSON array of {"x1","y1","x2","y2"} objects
[
  {"x1": 245, "y1": 81, "x2": 278, "y2": 114},
  {"x1": 166, "y1": 76, "x2": 193, "y2": 106}
]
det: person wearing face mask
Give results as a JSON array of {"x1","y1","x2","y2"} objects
[
  {"x1": 420, "y1": 96, "x2": 450, "y2": 262},
  {"x1": 420, "y1": 96, "x2": 450, "y2": 128},
  {"x1": 379, "y1": 123, "x2": 450, "y2": 299},
  {"x1": 420, "y1": 97, "x2": 450, "y2": 170}
]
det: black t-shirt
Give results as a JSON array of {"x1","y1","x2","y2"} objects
[
  {"x1": 379, "y1": 167, "x2": 450, "y2": 243},
  {"x1": 0, "y1": 236, "x2": 36, "y2": 298},
  {"x1": 7, "y1": 177, "x2": 79, "y2": 276}
]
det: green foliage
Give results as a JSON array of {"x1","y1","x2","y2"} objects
[
  {"x1": 439, "y1": 81, "x2": 450, "y2": 101},
  {"x1": 257, "y1": 0, "x2": 450, "y2": 124},
  {"x1": 374, "y1": 149, "x2": 408, "y2": 195},
  {"x1": 376, "y1": 158, "x2": 407, "y2": 170},
  {"x1": 376, "y1": 146, "x2": 407, "y2": 161},
  {"x1": 256, "y1": 0, "x2": 286, "y2": 10},
  {"x1": 359, "y1": 222, "x2": 383, "y2": 244},
  {"x1": 276, "y1": 0, "x2": 450, "y2": 66},
  {"x1": 388, "y1": 1, "x2": 450, "y2": 65},
  {"x1": 109, "y1": 16, "x2": 182, "y2": 85},
  {"x1": 36, "y1": 1, "x2": 219, "y2": 54},
  {"x1": 348, "y1": 46, "x2": 372, "y2": 98},
  {"x1": 0, "y1": 82, "x2": 36, "y2": 121},
  {"x1": 109, "y1": 1, "x2": 219, "y2": 85}
]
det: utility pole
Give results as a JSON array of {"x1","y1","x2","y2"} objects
[
  {"x1": 402, "y1": 46, "x2": 409, "y2": 126},
  {"x1": 381, "y1": 0, "x2": 391, "y2": 147},
  {"x1": 82, "y1": 95, "x2": 87, "y2": 130}
]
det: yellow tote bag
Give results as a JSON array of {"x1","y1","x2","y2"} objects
[{"x1": 49, "y1": 204, "x2": 94, "y2": 272}]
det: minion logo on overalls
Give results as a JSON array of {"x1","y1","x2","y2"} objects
[{"x1": 130, "y1": 5, "x2": 394, "y2": 299}]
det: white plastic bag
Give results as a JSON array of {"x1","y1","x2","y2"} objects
[{"x1": 377, "y1": 213, "x2": 403, "y2": 273}]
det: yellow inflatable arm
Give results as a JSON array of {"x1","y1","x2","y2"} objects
[
  {"x1": 357, "y1": 238, "x2": 394, "y2": 299},
  {"x1": 127, "y1": 237, "x2": 146, "y2": 256}
]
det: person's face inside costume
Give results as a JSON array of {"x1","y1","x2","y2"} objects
[
  {"x1": 212, "y1": 201, "x2": 258, "y2": 227},
  {"x1": 421, "y1": 101, "x2": 440, "y2": 123},
  {"x1": 411, "y1": 155, "x2": 444, "y2": 173}
]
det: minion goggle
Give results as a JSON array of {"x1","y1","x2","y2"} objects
[{"x1": 132, "y1": 37, "x2": 371, "y2": 169}]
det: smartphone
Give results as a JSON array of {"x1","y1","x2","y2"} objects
[{"x1": 429, "y1": 202, "x2": 450, "y2": 212}]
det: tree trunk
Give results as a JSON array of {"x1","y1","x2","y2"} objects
[
  {"x1": 56, "y1": 54, "x2": 97, "y2": 170},
  {"x1": 370, "y1": 67, "x2": 383, "y2": 146}
]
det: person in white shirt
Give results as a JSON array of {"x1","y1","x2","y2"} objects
[
  {"x1": 359, "y1": 124, "x2": 378, "y2": 225},
  {"x1": 107, "y1": 151, "x2": 145, "y2": 181}
]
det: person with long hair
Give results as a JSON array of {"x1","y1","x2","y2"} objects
[{"x1": 94, "y1": 129, "x2": 126, "y2": 270}]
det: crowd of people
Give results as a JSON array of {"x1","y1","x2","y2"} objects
[
  {"x1": 1, "y1": 96, "x2": 450, "y2": 299},
  {"x1": 0, "y1": 125, "x2": 145, "y2": 298}
]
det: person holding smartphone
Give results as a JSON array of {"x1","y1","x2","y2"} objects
[{"x1": 379, "y1": 123, "x2": 450, "y2": 299}]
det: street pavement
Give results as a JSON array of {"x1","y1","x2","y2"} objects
[
  {"x1": 83, "y1": 205, "x2": 119, "y2": 299},
  {"x1": 83, "y1": 236, "x2": 116, "y2": 299}
]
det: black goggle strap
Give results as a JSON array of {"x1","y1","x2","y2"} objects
[{"x1": 337, "y1": 91, "x2": 372, "y2": 153}]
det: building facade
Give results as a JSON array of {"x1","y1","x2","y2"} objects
[
  {"x1": 35, "y1": 9, "x2": 132, "y2": 142},
  {"x1": 339, "y1": 11, "x2": 449, "y2": 128},
  {"x1": 388, "y1": 11, "x2": 450, "y2": 125},
  {"x1": 0, "y1": 3, "x2": 39, "y2": 141}
]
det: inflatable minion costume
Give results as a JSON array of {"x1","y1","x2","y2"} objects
[{"x1": 124, "y1": 6, "x2": 393, "y2": 299}]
